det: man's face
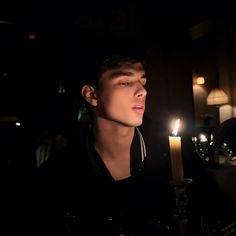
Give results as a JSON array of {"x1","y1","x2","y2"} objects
[{"x1": 94, "y1": 62, "x2": 147, "y2": 127}]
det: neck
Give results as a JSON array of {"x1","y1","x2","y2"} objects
[
  {"x1": 93, "y1": 119, "x2": 135, "y2": 158},
  {"x1": 92, "y1": 117, "x2": 136, "y2": 180}
]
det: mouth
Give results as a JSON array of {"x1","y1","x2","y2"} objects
[{"x1": 132, "y1": 103, "x2": 145, "y2": 114}]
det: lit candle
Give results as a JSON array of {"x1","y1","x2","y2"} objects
[{"x1": 169, "y1": 119, "x2": 184, "y2": 184}]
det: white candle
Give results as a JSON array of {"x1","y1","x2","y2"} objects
[{"x1": 169, "y1": 119, "x2": 184, "y2": 183}]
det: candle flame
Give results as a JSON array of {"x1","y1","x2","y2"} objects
[{"x1": 172, "y1": 119, "x2": 180, "y2": 136}]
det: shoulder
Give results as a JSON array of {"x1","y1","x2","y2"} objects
[
  {"x1": 138, "y1": 117, "x2": 170, "y2": 161},
  {"x1": 137, "y1": 118, "x2": 172, "y2": 181},
  {"x1": 37, "y1": 134, "x2": 88, "y2": 177}
]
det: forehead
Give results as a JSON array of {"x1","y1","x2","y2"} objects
[{"x1": 100, "y1": 62, "x2": 145, "y2": 80}]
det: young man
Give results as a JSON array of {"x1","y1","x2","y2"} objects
[
  {"x1": 35, "y1": 45, "x2": 223, "y2": 235},
  {"x1": 80, "y1": 54, "x2": 147, "y2": 181},
  {"x1": 35, "y1": 45, "x2": 177, "y2": 235}
]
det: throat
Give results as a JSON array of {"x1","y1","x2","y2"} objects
[
  {"x1": 92, "y1": 126, "x2": 135, "y2": 180},
  {"x1": 102, "y1": 154, "x2": 131, "y2": 181}
]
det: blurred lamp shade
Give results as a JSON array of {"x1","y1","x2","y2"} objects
[{"x1": 207, "y1": 88, "x2": 229, "y2": 106}]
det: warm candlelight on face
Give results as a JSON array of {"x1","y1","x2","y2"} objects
[{"x1": 169, "y1": 119, "x2": 184, "y2": 184}]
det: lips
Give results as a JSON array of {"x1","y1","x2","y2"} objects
[{"x1": 133, "y1": 102, "x2": 145, "y2": 113}]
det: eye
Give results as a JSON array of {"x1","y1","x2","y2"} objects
[
  {"x1": 140, "y1": 78, "x2": 147, "y2": 86},
  {"x1": 119, "y1": 81, "x2": 130, "y2": 86}
]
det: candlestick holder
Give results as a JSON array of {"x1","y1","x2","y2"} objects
[{"x1": 170, "y1": 178, "x2": 193, "y2": 236}]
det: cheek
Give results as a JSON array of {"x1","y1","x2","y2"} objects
[
  {"x1": 101, "y1": 92, "x2": 118, "y2": 108},
  {"x1": 99, "y1": 91, "x2": 124, "y2": 112}
]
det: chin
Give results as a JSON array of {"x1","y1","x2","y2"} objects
[
  {"x1": 133, "y1": 119, "x2": 143, "y2": 127},
  {"x1": 118, "y1": 117, "x2": 143, "y2": 127}
]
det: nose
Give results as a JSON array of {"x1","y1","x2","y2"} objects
[{"x1": 135, "y1": 83, "x2": 147, "y2": 99}]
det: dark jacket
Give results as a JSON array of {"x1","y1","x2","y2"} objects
[{"x1": 34, "y1": 121, "x2": 224, "y2": 235}]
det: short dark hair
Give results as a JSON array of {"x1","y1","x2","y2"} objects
[
  {"x1": 78, "y1": 43, "x2": 146, "y2": 88},
  {"x1": 71, "y1": 41, "x2": 147, "y2": 123}
]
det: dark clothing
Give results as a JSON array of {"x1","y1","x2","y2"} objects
[
  {"x1": 33, "y1": 121, "x2": 224, "y2": 235},
  {"x1": 35, "y1": 126, "x2": 177, "y2": 235}
]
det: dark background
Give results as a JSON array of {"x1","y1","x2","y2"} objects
[{"x1": 0, "y1": 1, "x2": 236, "y2": 171}]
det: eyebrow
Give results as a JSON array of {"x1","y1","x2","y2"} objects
[{"x1": 109, "y1": 71, "x2": 146, "y2": 80}]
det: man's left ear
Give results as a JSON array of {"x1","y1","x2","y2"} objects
[{"x1": 81, "y1": 85, "x2": 98, "y2": 106}]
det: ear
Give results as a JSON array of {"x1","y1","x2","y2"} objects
[{"x1": 81, "y1": 85, "x2": 98, "y2": 106}]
